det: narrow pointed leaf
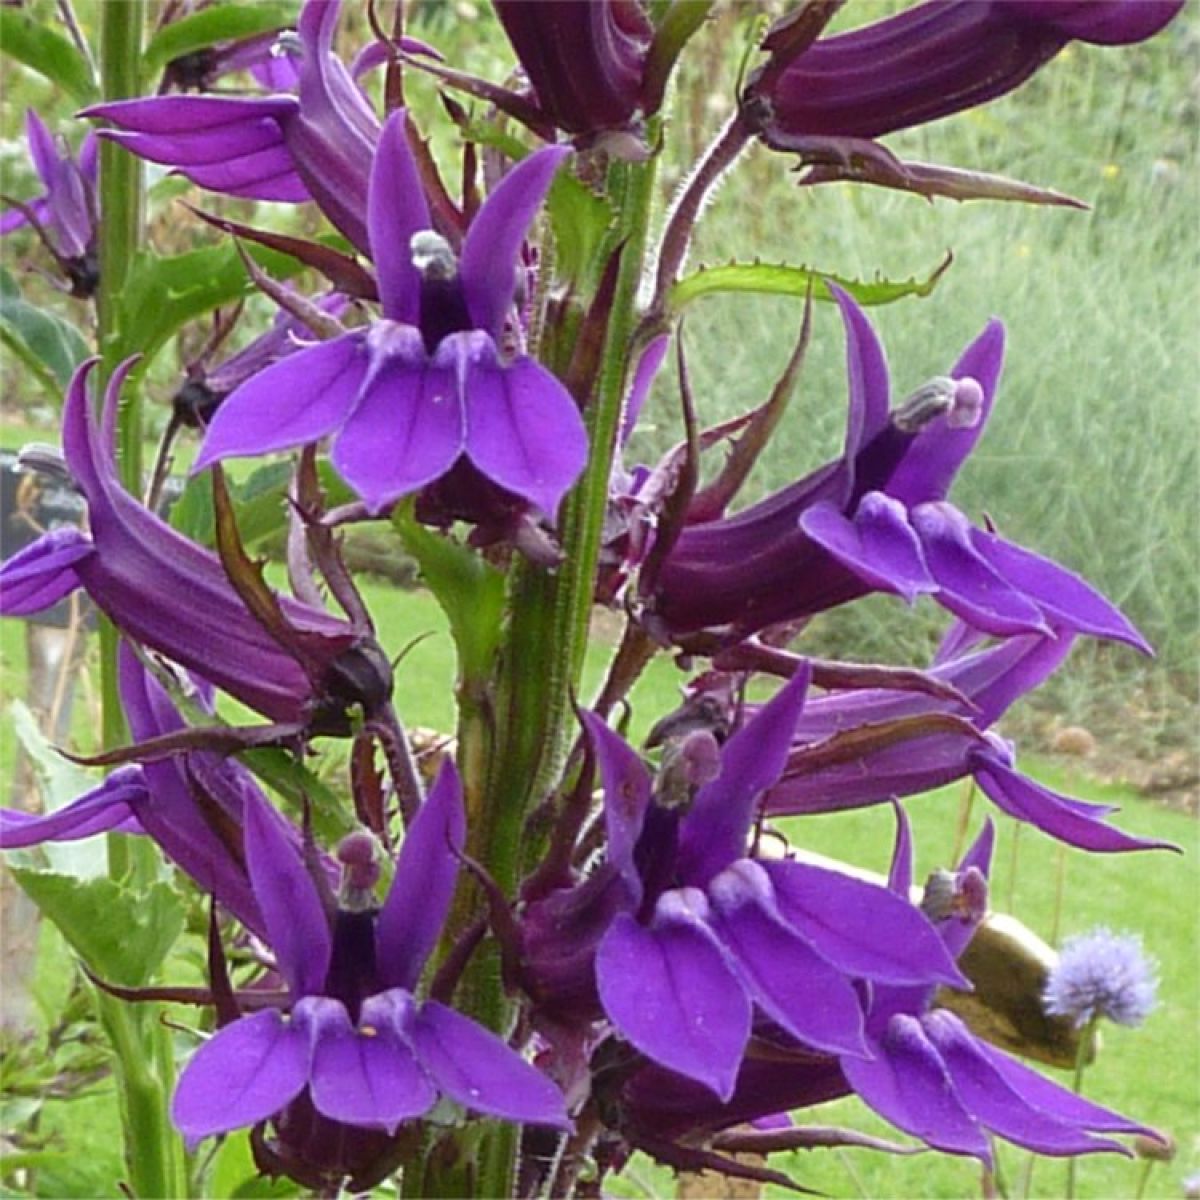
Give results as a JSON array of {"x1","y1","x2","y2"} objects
[{"x1": 667, "y1": 254, "x2": 951, "y2": 314}]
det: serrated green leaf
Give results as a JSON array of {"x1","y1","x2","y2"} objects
[
  {"x1": 393, "y1": 503, "x2": 505, "y2": 684},
  {"x1": 112, "y1": 240, "x2": 305, "y2": 368},
  {"x1": 0, "y1": 267, "x2": 90, "y2": 392},
  {"x1": 0, "y1": 9, "x2": 97, "y2": 102},
  {"x1": 10, "y1": 872, "x2": 184, "y2": 986},
  {"x1": 143, "y1": 2, "x2": 297, "y2": 74},
  {"x1": 666, "y1": 254, "x2": 952, "y2": 312},
  {"x1": 547, "y1": 173, "x2": 614, "y2": 289}
]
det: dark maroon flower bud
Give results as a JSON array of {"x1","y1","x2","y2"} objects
[
  {"x1": 746, "y1": 0, "x2": 1184, "y2": 149},
  {"x1": 494, "y1": 0, "x2": 655, "y2": 146}
]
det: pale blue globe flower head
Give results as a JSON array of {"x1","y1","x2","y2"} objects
[{"x1": 1044, "y1": 927, "x2": 1159, "y2": 1029}]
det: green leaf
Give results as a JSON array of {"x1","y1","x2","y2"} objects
[
  {"x1": 143, "y1": 2, "x2": 297, "y2": 75},
  {"x1": 9, "y1": 701, "x2": 108, "y2": 880},
  {"x1": 10, "y1": 872, "x2": 185, "y2": 986},
  {"x1": 547, "y1": 173, "x2": 615, "y2": 289},
  {"x1": 0, "y1": 9, "x2": 97, "y2": 102},
  {"x1": 0, "y1": 267, "x2": 90, "y2": 392},
  {"x1": 169, "y1": 459, "x2": 354, "y2": 548},
  {"x1": 666, "y1": 252, "x2": 953, "y2": 313},
  {"x1": 112, "y1": 240, "x2": 305, "y2": 368},
  {"x1": 241, "y1": 748, "x2": 356, "y2": 846},
  {"x1": 393, "y1": 503, "x2": 505, "y2": 685}
]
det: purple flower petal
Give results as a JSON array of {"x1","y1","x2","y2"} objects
[
  {"x1": 971, "y1": 749, "x2": 1176, "y2": 853},
  {"x1": 968, "y1": 527, "x2": 1151, "y2": 654},
  {"x1": 708, "y1": 863, "x2": 869, "y2": 1058},
  {"x1": 331, "y1": 324, "x2": 464, "y2": 513},
  {"x1": 832, "y1": 288, "x2": 892, "y2": 464},
  {"x1": 621, "y1": 334, "x2": 670, "y2": 444},
  {"x1": 0, "y1": 766, "x2": 146, "y2": 848},
  {"x1": 367, "y1": 109, "x2": 431, "y2": 324},
  {"x1": 96, "y1": 119, "x2": 283, "y2": 166},
  {"x1": 0, "y1": 527, "x2": 93, "y2": 615},
  {"x1": 676, "y1": 664, "x2": 810, "y2": 886},
  {"x1": 596, "y1": 901, "x2": 751, "y2": 1101},
  {"x1": 459, "y1": 145, "x2": 570, "y2": 339},
  {"x1": 243, "y1": 793, "x2": 332, "y2": 997},
  {"x1": 300, "y1": 993, "x2": 437, "y2": 1132},
  {"x1": 911, "y1": 503, "x2": 1050, "y2": 635},
  {"x1": 375, "y1": 761, "x2": 465, "y2": 993},
  {"x1": 194, "y1": 332, "x2": 367, "y2": 471},
  {"x1": 843, "y1": 1017, "x2": 991, "y2": 1162},
  {"x1": 410, "y1": 1000, "x2": 570, "y2": 1128},
  {"x1": 972, "y1": 1034, "x2": 1159, "y2": 1137},
  {"x1": 26, "y1": 110, "x2": 57, "y2": 188},
  {"x1": 171, "y1": 1010, "x2": 309, "y2": 1143},
  {"x1": 1016, "y1": 1, "x2": 1184, "y2": 45},
  {"x1": 763, "y1": 858, "x2": 967, "y2": 987},
  {"x1": 887, "y1": 801, "x2": 914, "y2": 895},
  {"x1": 116, "y1": 649, "x2": 269, "y2": 935},
  {"x1": 922, "y1": 1010, "x2": 1127, "y2": 1156},
  {"x1": 801, "y1": 493, "x2": 934, "y2": 601},
  {"x1": 54, "y1": 361, "x2": 355, "y2": 726},
  {"x1": 578, "y1": 710, "x2": 652, "y2": 900},
  {"x1": 455, "y1": 334, "x2": 588, "y2": 519},
  {"x1": 886, "y1": 319, "x2": 1005, "y2": 506},
  {"x1": 85, "y1": 95, "x2": 298, "y2": 134}
]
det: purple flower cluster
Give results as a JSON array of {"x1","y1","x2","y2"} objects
[{"x1": 0, "y1": 0, "x2": 1182, "y2": 1193}]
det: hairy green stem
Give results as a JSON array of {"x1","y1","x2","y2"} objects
[
  {"x1": 428, "y1": 143, "x2": 660, "y2": 1200},
  {"x1": 97, "y1": 0, "x2": 146, "y2": 761},
  {"x1": 95, "y1": 994, "x2": 188, "y2": 1198},
  {"x1": 93, "y1": 7, "x2": 186, "y2": 1196}
]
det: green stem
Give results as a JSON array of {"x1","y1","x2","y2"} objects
[
  {"x1": 532, "y1": 148, "x2": 660, "y2": 801},
  {"x1": 95, "y1": 994, "x2": 188, "y2": 1198},
  {"x1": 428, "y1": 139, "x2": 660, "y2": 1200},
  {"x1": 98, "y1": 0, "x2": 146, "y2": 764},
  {"x1": 1065, "y1": 1017, "x2": 1098, "y2": 1200},
  {"x1": 93, "y1": 7, "x2": 186, "y2": 1196}
]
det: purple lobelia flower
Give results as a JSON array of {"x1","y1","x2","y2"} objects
[
  {"x1": 84, "y1": 0, "x2": 377, "y2": 251},
  {"x1": 1044, "y1": 928, "x2": 1158, "y2": 1028},
  {"x1": 524, "y1": 668, "x2": 967, "y2": 1101},
  {"x1": 171, "y1": 762, "x2": 569, "y2": 1188},
  {"x1": 840, "y1": 815, "x2": 1163, "y2": 1164},
  {"x1": 1, "y1": 111, "x2": 98, "y2": 297},
  {"x1": 192, "y1": 109, "x2": 587, "y2": 520},
  {"x1": 761, "y1": 627, "x2": 1175, "y2": 854},
  {"x1": 742, "y1": 0, "x2": 1184, "y2": 202},
  {"x1": 614, "y1": 816, "x2": 1162, "y2": 1168},
  {"x1": 0, "y1": 359, "x2": 391, "y2": 732},
  {"x1": 645, "y1": 290, "x2": 1150, "y2": 656},
  {"x1": 493, "y1": 0, "x2": 656, "y2": 148}
]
